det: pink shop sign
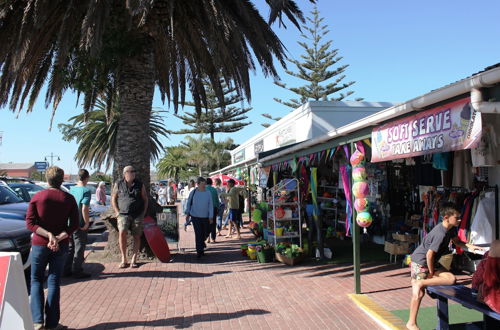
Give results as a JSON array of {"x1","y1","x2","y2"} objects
[{"x1": 371, "y1": 98, "x2": 481, "y2": 162}]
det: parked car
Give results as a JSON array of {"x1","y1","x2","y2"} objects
[
  {"x1": 0, "y1": 182, "x2": 29, "y2": 220},
  {"x1": 0, "y1": 217, "x2": 32, "y2": 287},
  {"x1": 0, "y1": 217, "x2": 32, "y2": 270},
  {"x1": 7, "y1": 182, "x2": 45, "y2": 202}
]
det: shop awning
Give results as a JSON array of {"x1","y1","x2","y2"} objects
[
  {"x1": 209, "y1": 157, "x2": 257, "y2": 176},
  {"x1": 259, "y1": 63, "x2": 500, "y2": 167}
]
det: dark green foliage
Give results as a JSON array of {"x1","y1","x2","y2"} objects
[
  {"x1": 263, "y1": 6, "x2": 360, "y2": 125},
  {"x1": 58, "y1": 96, "x2": 169, "y2": 171},
  {"x1": 173, "y1": 78, "x2": 252, "y2": 141}
]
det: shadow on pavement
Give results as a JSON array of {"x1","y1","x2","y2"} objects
[
  {"x1": 94, "y1": 269, "x2": 231, "y2": 279},
  {"x1": 76, "y1": 308, "x2": 270, "y2": 329},
  {"x1": 362, "y1": 285, "x2": 412, "y2": 294}
]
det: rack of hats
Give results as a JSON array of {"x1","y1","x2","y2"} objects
[{"x1": 266, "y1": 178, "x2": 302, "y2": 248}]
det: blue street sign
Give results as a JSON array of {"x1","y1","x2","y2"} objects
[{"x1": 34, "y1": 161, "x2": 48, "y2": 171}]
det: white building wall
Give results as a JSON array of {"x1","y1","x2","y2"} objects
[{"x1": 231, "y1": 101, "x2": 396, "y2": 163}]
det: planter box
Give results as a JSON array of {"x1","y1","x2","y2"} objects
[
  {"x1": 392, "y1": 233, "x2": 419, "y2": 243},
  {"x1": 275, "y1": 252, "x2": 305, "y2": 266},
  {"x1": 257, "y1": 248, "x2": 275, "y2": 263},
  {"x1": 384, "y1": 241, "x2": 410, "y2": 255}
]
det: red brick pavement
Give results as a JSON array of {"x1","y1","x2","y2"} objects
[{"x1": 57, "y1": 213, "x2": 474, "y2": 329}]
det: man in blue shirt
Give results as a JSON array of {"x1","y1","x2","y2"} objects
[
  {"x1": 185, "y1": 177, "x2": 213, "y2": 258},
  {"x1": 64, "y1": 169, "x2": 92, "y2": 279}
]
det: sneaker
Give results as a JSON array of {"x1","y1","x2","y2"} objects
[
  {"x1": 73, "y1": 272, "x2": 91, "y2": 279},
  {"x1": 33, "y1": 323, "x2": 44, "y2": 330}
]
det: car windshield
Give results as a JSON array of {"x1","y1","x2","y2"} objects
[{"x1": 0, "y1": 185, "x2": 24, "y2": 204}]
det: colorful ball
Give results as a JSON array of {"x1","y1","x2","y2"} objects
[
  {"x1": 352, "y1": 181, "x2": 369, "y2": 198},
  {"x1": 356, "y1": 211, "x2": 373, "y2": 227},
  {"x1": 354, "y1": 198, "x2": 369, "y2": 212},
  {"x1": 352, "y1": 167, "x2": 367, "y2": 182},
  {"x1": 350, "y1": 150, "x2": 365, "y2": 166}
]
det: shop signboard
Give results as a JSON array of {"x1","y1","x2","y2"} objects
[
  {"x1": 275, "y1": 125, "x2": 296, "y2": 147},
  {"x1": 371, "y1": 98, "x2": 482, "y2": 162},
  {"x1": 233, "y1": 149, "x2": 245, "y2": 163},
  {"x1": 156, "y1": 206, "x2": 179, "y2": 243},
  {"x1": 254, "y1": 139, "x2": 264, "y2": 156}
]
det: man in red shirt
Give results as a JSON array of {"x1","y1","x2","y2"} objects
[{"x1": 26, "y1": 166, "x2": 79, "y2": 330}]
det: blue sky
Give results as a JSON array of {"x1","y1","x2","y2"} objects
[{"x1": 1, "y1": 0, "x2": 499, "y2": 174}]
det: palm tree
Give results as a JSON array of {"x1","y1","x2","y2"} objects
[
  {"x1": 58, "y1": 96, "x2": 169, "y2": 174},
  {"x1": 156, "y1": 145, "x2": 188, "y2": 181},
  {"x1": 0, "y1": 1, "x2": 314, "y2": 186},
  {"x1": 205, "y1": 138, "x2": 233, "y2": 171}
]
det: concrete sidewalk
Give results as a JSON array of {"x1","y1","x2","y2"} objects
[{"x1": 59, "y1": 216, "x2": 472, "y2": 329}]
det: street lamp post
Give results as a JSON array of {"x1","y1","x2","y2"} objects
[{"x1": 44, "y1": 153, "x2": 61, "y2": 167}]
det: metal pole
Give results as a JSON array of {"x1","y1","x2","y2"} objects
[{"x1": 351, "y1": 142, "x2": 361, "y2": 294}]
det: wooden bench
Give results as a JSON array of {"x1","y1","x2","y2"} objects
[{"x1": 427, "y1": 285, "x2": 500, "y2": 329}]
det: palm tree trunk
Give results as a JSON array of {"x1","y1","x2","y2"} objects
[{"x1": 115, "y1": 37, "x2": 155, "y2": 190}]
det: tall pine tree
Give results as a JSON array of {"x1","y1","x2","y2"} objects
[
  {"x1": 174, "y1": 78, "x2": 252, "y2": 141},
  {"x1": 262, "y1": 7, "x2": 360, "y2": 127}
]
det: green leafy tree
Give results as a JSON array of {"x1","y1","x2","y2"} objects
[
  {"x1": 0, "y1": 1, "x2": 313, "y2": 186},
  {"x1": 173, "y1": 78, "x2": 252, "y2": 142},
  {"x1": 263, "y1": 6, "x2": 360, "y2": 126},
  {"x1": 58, "y1": 97, "x2": 169, "y2": 173},
  {"x1": 156, "y1": 145, "x2": 189, "y2": 182}
]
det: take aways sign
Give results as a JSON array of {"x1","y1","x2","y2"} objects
[{"x1": 371, "y1": 98, "x2": 482, "y2": 162}]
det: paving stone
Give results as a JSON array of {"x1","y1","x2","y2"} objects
[{"x1": 55, "y1": 211, "x2": 475, "y2": 329}]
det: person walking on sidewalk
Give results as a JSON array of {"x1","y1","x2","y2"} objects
[
  {"x1": 214, "y1": 178, "x2": 226, "y2": 236},
  {"x1": 185, "y1": 177, "x2": 213, "y2": 258},
  {"x1": 406, "y1": 202, "x2": 483, "y2": 330},
  {"x1": 26, "y1": 166, "x2": 79, "y2": 330},
  {"x1": 205, "y1": 178, "x2": 220, "y2": 243},
  {"x1": 111, "y1": 165, "x2": 149, "y2": 269},
  {"x1": 96, "y1": 181, "x2": 107, "y2": 205},
  {"x1": 220, "y1": 179, "x2": 247, "y2": 239},
  {"x1": 167, "y1": 180, "x2": 176, "y2": 205},
  {"x1": 64, "y1": 169, "x2": 92, "y2": 279}
]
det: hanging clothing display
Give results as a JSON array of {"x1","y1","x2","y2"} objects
[
  {"x1": 452, "y1": 150, "x2": 474, "y2": 190},
  {"x1": 470, "y1": 191, "x2": 497, "y2": 244},
  {"x1": 471, "y1": 122, "x2": 498, "y2": 167}
]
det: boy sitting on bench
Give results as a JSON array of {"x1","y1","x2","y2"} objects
[{"x1": 406, "y1": 202, "x2": 483, "y2": 330}]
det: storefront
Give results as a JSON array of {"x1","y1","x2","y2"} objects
[{"x1": 258, "y1": 63, "x2": 500, "y2": 293}]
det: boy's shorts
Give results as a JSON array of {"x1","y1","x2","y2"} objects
[
  {"x1": 410, "y1": 262, "x2": 446, "y2": 280},
  {"x1": 117, "y1": 214, "x2": 143, "y2": 235},
  {"x1": 228, "y1": 209, "x2": 241, "y2": 227},
  {"x1": 410, "y1": 262, "x2": 429, "y2": 280}
]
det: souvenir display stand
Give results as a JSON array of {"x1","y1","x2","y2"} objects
[{"x1": 267, "y1": 178, "x2": 302, "y2": 248}]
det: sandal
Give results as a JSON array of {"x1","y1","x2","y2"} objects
[
  {"x1": 119, "y1": 263, "x2": 130, "y2": 269},
  {"x1": 131, "y1": 263, "x2": 139, "y2": 268}
]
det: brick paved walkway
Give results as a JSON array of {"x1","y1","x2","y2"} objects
[{"x1": 57, "y1": 213, "x2": 473, "y2": 329}]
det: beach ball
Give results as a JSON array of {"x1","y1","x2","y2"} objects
[
  {"x1": 275, "y1": 207, "x2": 285, "y2": 219},
  {"x1": 354, "y1": 198, "x2": 369, "y2": 212},
  {"x1": 352, "y1": 181, "x2": 369, "y2": 198},
  {"x1": 356, "y1": 211, "x2": 373, "y2": 227},
  {"x1": 252, "y1": 209, "x2": 262, "y2": 223},
  {"x1": 350, "y1": 150, "x2": 365, "y2": 166},
  {"x1": 352, "y1": 167, "x2": 367, "y2": 182}
]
